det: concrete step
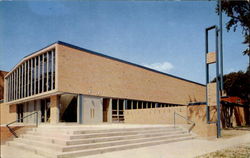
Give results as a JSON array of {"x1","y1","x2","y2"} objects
[
  {"x1": 62, "y1": 133, "x2": 192, "y2": 152},
  {"x1": 14, "y1": 138, "x2": 63, "y2": 151},
  {"x1": 20, "y1": 134, "x2": 68, "y2": 145},
  {"x1": 72, "y1": 126, "x2": 176, "y2": 134},
  {"x1": 33, "y1": 126, "x2": 174, "y2": 132},
  {"x1": 66, "y1": 130, "x2": 187, "y2": 145},
  {"x1": 17, "y1": 129, "x2": 187, "y2": 147},
  {"x1": 7, "y1": 141, "x2": 57, "y2": 158},
  {"x1": 24, "y1": 131, "x2": 71, "y2": 139},
  {"x1": 6, "y1": 125, "x2": 195, "y2": 158},
  {"x1": 69, "y1": 128, "x2": 183, "y2": 140},
  {"x1": 31, "y1": 126, "x2": 179, "y2": 134},
  {"x1": 25, "y1": 127, "x2": 182, "y2": 140},
  {"x1": 57, "y1": 136, "x2": 194, "y2": 158}
]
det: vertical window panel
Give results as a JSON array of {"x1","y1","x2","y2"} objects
[
  {"x1": 23, "y1": 63, "x2": 25, "y2": 98},
  {"x1": 17, "y1": 69, "x2": 19, "y2": 99},
  {"x1": 9, "y1": 77, "x2": 11, "y2": 101},
  {"x1": 27, "y1": 60, "x2": 30, "y2": 97},
  {"x1": 53, "y1": 50, "x2": 55, "y2": 89},
  {"x1": 24, "y1": 61, "x2": 27, "y2": 98},
  {"x1": 10, "y1": 72, "x2": 14, "y2": 100},
  {"x1": 38, "y1": 55, "x2": 40, "y2": 93},
  {"x1": 14, "y1": 71, "x2": 16, "y2": 100},
  {"x1": 21, "y1": 64, "x2": 23, "y2": 98},
  {"x1": 42, "y1": 54, "x2": 45, "y2": 92},
  {"x1": 46, "y1": 52, "x2": 49, "y2": 91},
  {"x1": 51, "y1": 50, "x2": 54, "y2": 90},
  {"x1": 31, "y1": 58, "x2": 33, "y2": 96},
  {"x1": 18, "y1": 67, "x2": 20, "y2": 99},
  {"x1": 34, "y1": 57, "x2": 37, "y2": 94},
  {"x1": 16, "y1": 69, "x2": 18, "y2": 99},
  {"x1": 7, "y1": 77, "x2": 9, "y2": 101},
  {"x1": 48, "y1": 51, "x2": 52, "y2": 91},
  {"x1": 40, "y1": 55, "x2": 43, "y2": 93},
  {"x1": 32, "y1": 58, "x2": 34, "y2": 95}
]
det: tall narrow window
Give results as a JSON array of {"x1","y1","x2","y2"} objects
[
  {"x1": 20, "y1": 66, "x2": 22, "y2": 99},
  {"x1": 7, "y1": 77, "x2": 9, "y2": 101},
  {"x1": 35, "y1": 56, "x2": 39, "y2": 94},
  {"x1": 17, "y1": 69, "x2": 19, "y2": 99},
  {"x1": 43, "y1": 53, "x2": 47, "y2": 92},
  {"x1": 21, "y1": 64, "x2": 24, "y2": 98},
  {"x1": 24, "y1": 61, "x2": 28, "y2": 97},
  {"x1": 31, "y1": 58, "x2": 34, "y2": 96},
  {"x1": 52, "y1": 50, "x2": 55, "y2": 89},
  {"x1": 28, "y1": 60, "x2": 30, "y2": 97},
  {"x1": 40, "y1": 55, "x2": 43, "y2": 93},
  {"x1": 11, "y1": 74, "x2": 13, "y2": 101},
  {"x1": 15, "y1": 70, "x2": 17, "y2": 99},
  {"x1": 46, "y1": 52, "x2": 49, "y2": 91},
  {"x1": 48, "y1": 51, "x2": 52, "y2": 91}
]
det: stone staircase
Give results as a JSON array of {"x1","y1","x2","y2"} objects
[{"x1": 6, "y1": 125, "x2": 195, "y2": 158}]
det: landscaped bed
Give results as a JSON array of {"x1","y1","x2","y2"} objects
[{"x1": 196, "y1": 143, "x2": 250, "y2": 158}]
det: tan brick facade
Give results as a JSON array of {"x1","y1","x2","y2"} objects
[
  {"x1": 56, "y1": 44, "x2": 205, "y2": 105},
  {"x1": 0, "y1": 70, "x2": 8, "y2": 100}
]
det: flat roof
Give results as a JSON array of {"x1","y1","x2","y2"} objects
[{"x1": 23, "y1": 41, "x2": 205, "y2": 86}]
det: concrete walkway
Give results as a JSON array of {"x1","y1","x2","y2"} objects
[
  {"x1": 83, "y1": 133, "x2": 250, "y2": 158},
  {"x1": 1, "y1": 132, "x2": 250, "y2": 158}
]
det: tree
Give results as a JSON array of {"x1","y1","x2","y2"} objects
[
  {"x1": 217, "y1": 0, "x2": 250, "y2": 55},
  {"x1": 213, "y1": 71, "x2": 250, "y2": 104}
]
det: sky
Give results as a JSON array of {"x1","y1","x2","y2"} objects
[{"x1": 0, "y1": 1, "x2": 248, "y2": 84}]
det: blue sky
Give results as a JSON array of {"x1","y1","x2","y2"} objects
[{"x1": 0, "y1": 1, "x2": 248, "y2": 84}]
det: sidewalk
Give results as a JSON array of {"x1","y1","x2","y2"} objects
[{"x1": 82, "y1": 133, "x2": 250, "y2": 158}]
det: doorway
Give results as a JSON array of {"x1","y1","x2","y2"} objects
[
  {"x1": 17, "y1": 104, "x2": 24, "y2": 122},
  {"x1": 59, "y1": 94, "x2": 77, "y2": 122},
  {"x1": 103, "y1": 98, "x2": 110, "y2": 122}
]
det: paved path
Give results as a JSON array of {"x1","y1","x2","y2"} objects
[
  {"x1": 81, "y1": 133, "x2": 250, "y2": 158},
  {"x1": 1, "y1": 133, "x2": 250, "y2": 158}
]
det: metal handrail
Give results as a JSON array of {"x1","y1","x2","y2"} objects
[
  {"x1": 173, "y1": 112, "x2": 195, "y2": 133},
  {"x1": 6, "y1": 111, "x2": 39, "y2": 138}
]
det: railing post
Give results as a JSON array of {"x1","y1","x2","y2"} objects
[
  {"x1": 174, "y1": 112, "x2": 175, "y2": 128},
  {"x1": 36, "y1": 112, "x2": 38, "y2": 127}
]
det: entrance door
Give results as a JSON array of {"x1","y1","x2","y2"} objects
[{"x1": 103, "y1": 98, "x2": 110, "y2": 122}]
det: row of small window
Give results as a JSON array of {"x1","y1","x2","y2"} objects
[
  {"x1": 6, "y1": 50, "x2": 55, "y2": 101},
  {"x1": 111, "y1": 99, "x2": 183, "y2": 110}
]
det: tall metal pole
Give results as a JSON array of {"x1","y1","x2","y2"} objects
[
  {"x1": 216, "y1": 27, "x2": 221, "y2": 138},
  {"x1": 205, "y1": 29, "x2": 210, "y2": 123},
  {"x1": 219, "y1": 0, "x2": 224, "y2": 91},
  {"x1": 218, "y1": 0, "x2": 223, "y2": 138}
]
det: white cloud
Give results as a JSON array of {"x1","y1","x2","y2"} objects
[{"x1": 143, "y1": 61, "x2": 174, "y2": 73}]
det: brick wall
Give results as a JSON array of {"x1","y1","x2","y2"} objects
[
  {"x1": 56, "y1": 44, "x2": 205, "y2": 105},
  {"x1": 0, "y1": 103, "x2": 16, "y2": 125},
  {"x1": 0, "y1": 125, "x2": 34, "y2": 144},
  {"x1": 124, "y1": 105, "x2": 218, "y2": 138},
  {"x1": 0, "y1": 70, "x2": 8, "y2": 100},
  {"x1": 124, "y1": 106, "x2": 187, "y2": 124}
]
